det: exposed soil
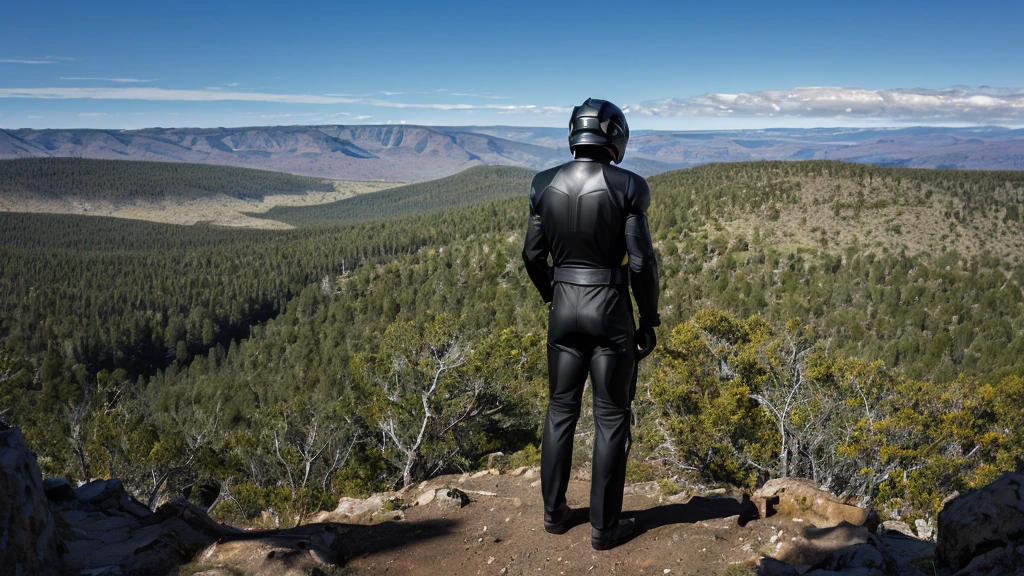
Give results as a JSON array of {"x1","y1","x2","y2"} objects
[{"x1": 336, "y1": 472, "x2": 828, "y2": 576}]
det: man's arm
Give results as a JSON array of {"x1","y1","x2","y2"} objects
[
  {"x1": 522, "y1": 183, "x2": 553, "y2": 303},
  {"x1": 625, "y1": 177, "x2": 660, "y2": 328}
]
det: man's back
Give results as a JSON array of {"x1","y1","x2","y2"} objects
[{"x1": 528, "y1": 159, "x2": 646, "y2": 270}]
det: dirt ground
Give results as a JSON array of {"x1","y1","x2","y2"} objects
[{"x1": 335, "y1": 472, "x2": 819, "y2": 576}]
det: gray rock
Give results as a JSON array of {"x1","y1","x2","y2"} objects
[
  {"x1": 937, "y1": 472, "x2": 1024, "y2": 571},
  {"x1": 436, "y1": 487, "x2": 470, "y2": 508},
  {"x1": 0, "y1": 427, "x2": 65, "y2": 575},
  {"x1": 914, "y1": 518, "x2": 934, "y2": 541},
  {"x1": 951, "y1": 543, "x2": 1024, "y2": 576},
  {"x1": 415, "y1": 488, "x2": 437, "y2": 506},
  {"x1": 813, "y1": 543, "x2": 886, "y2": 572},
  {"x1": 881, "y1": 520, "x2": 917, "y2": 538},
  {"x1": 79, "y1": 566, "x2": 125, "y2": 576},
  {"x1": 43, "y1": 477, "x2": 76, "y2": 502},
  {"x1": 74, "y1": 478, "x2": 152, "y2": 518},
  {"x1": 757, "y1": 557, "x2": 799, "y2": 576},
  {"x1": 804, "y1": 569, "x2": 877, "y2": 576}
]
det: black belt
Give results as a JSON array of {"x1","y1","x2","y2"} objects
[{"x1": 553, "y1": 266, "x2": 629, "y2": 286}]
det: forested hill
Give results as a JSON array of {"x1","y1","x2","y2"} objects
[
  {"x1": 0, "y1": 157, "x2": 337, "y2": 201},
  {"x1": 2, "y1": 160, "x2": 1023, "y2": 533},
  {"x1": 256, "y1": 165, "x2": 534, "y2": 227},
  {"x1": 646, "y1": 160, "x2": 1024, "y2": 265}
]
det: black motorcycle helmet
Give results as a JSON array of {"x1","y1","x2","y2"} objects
[{"x1": 568, "y1": 98, "x2": 629, "y2": 164}]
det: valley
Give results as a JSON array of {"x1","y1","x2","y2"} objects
[{"x1": 0, "y1": 159, "x2": 1022, "y2": 576}]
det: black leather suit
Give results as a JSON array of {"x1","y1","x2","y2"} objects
[{"x1": 522, "y1": 157, "x2": 660, "y2": 532}]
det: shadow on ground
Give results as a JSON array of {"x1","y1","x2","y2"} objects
[
  {"x1": 626, "y1": 494, "x2": 760, "y2": 534},
  {"x1": 332, "y1": 518, "x2": 460, "y2": 561}
]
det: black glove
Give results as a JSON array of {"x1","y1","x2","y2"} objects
[{"x1": 635, "y1": 321, "x2": 657, "y2": 361}]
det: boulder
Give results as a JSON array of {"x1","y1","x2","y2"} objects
[
  {"x1": 54, "y1": 480, "x2": 228, "y2": 574},
  {"x1": 757, "y1": 557, "x2": 800, "y2": 576},
  {"x1": 74, "y1": 478, "x2": 152, "y2": 518},
  {"x1": 415, "y1": 488, "x2": 437, "y2": 507},
  {"x1": 80, "y1": 567, "x2": 125, "y2": 576},
  {"x1": 194, "y1": 523, "x2": 343, "y2": 576},
  {"x1": 808, "y1": 543, "x2": 887, "y2": 574},
  {"x1": 880, "y1": 520, "x2": 918, "y2": 538},
  {"x1": 951, "y1": 542, "x2": 1024, "y2": 576},
  {"x1": 435, "y1": 487, "x2": 470, "y2": 508},
  {"x1": 43, "y1": 477, "x2": 76, "y2": 502},
  {"x1": 755, "y1": 478, "x2": 870, "y2": 529},
  {"x1": 307, "y1": 494, "x2": 384, "y2": 523},
  {"x1": 155, "y1": 498, "x2": 242, "y2": 540},
  {"x1": 936, "y1": 472, "x2": 1024, "y2": 572},
  {"x1": 0, "y1": 427, "x2": 65, "y2": 576},
  {"x1": 772, "y1": 523, "x2": 872, "y2": 567}
]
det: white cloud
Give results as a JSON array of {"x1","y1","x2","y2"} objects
[
  {"x1": 0, "y1": 87, "x2": 357, "y2": 104},
  {"x1": 0, "y1": 86, "x2": 570, "y2": 114},
  {"x1": 225, "y1": 82, "x2": 240, "y2": 87},
  {"x1": 78, "y1": 112, "x2": 107, "y2": 117},
  {"x1": 625, "y1": 86, "x2": 1024, "y2": 123},
  {"x1": 450, "y1": 92, "x2": 509, "y2": 99},
  {"x1": 353, "y1": 115, "x2": 372, "y2": 120},
  {"x1": 61, "y1": 77, "x2": 156, "y2": 83},
  {"x1": 379, "y1": 91, "x2": 406, "y2": 96},
  {"x1": 256, "y1": 112, "x2": 320, "y2": 118},
  {"x1": 0, "y1": 59, "x2": 58, "y2": 64}
]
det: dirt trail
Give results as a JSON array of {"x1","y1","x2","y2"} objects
[{"x1": 337, "y1": 472, "x2": 800, "y2": 576}]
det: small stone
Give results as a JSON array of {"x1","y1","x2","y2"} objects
[
  {"x1": 415, "y1": 489, "x2": 437, "y2": 507},
  {"x1": 471, "y1": 470, "x2": 490, "y2": 479},
  {"x1": 915, "y1": 518, "x2": 934, "y2": 541}
]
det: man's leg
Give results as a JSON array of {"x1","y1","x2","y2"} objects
[
  {"x1": 541, "y1": 341, "x2": 589, "y2": 518},
  {"x1": 589, "y1": 346, "x2": 635, "y2": 532}
]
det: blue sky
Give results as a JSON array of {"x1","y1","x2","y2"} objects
[{"x1": 2, "y1": 0, "x2": 1023, "y2": 130}]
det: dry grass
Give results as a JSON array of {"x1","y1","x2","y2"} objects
[
  {"x1": 0, "y1": 180, "x2": 396, "y2": 229},
  {"x1": 719, "y1": 176, "x2": 1024, "y2": 266}
]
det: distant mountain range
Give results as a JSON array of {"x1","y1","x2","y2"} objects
[{"x1": 2, "y1": 124, "x2": 1023, "y2": 182}]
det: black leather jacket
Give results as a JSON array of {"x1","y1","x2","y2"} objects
[{"x1": 522, "y1": 158, "x2": 660, "y2": 327}]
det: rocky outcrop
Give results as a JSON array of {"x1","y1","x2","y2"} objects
[
  {"x1": 936, "y1": 471, "x2": 1024, "y2": 574},
  {"x1": 55, "y1": 481, "x2": 224, "y2": 575},
  {"x1": 192, "y1": 524, "x2": 345, "y2": 576},
  {"x1": 0, "y1": 426, "x2": 65, "y2": 576},
  {"x1": 754, "y1": 478, "x2": 871, "y2": 529},
  {"x1": 771, "y1": 522, "x2": 873, "y2": 567}
]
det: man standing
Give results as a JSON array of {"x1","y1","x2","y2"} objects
[{"x1": 522, "y1": 98, "x2": 660, "y2": 551}]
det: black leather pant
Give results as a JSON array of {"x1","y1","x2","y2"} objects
[{"x1": 541, "y1": 282, "x2": 635, "y2": 531}]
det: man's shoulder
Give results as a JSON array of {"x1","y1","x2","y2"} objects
[
  {"x1": 529, "y1": 164, "x2": 567, "y2": 207},
  {"x1": 531, "y1": 164, "x2": 565, "y2": 189},
  {"x1": 600, "y1": 164, "x2": 650, "y2": 211}
]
